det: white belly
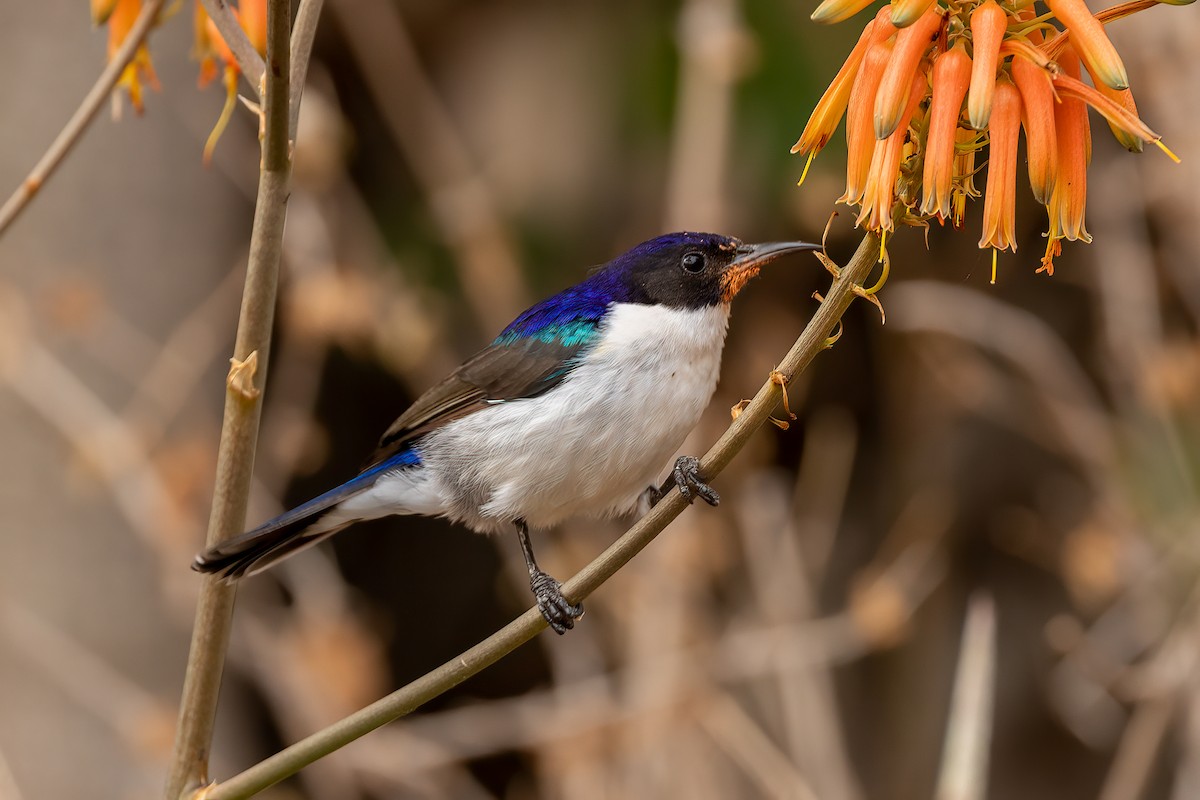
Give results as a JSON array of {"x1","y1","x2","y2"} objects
[{"x1": 420, "y1": 302, "x2": 730, "y2": 532}]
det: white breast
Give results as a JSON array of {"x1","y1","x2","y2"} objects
[{"x1": 421, "y1": 302, "x2": 731, "y2": 533}]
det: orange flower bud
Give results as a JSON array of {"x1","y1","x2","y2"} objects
[
  {"x1": 793, "y1": 7, "x2": 897, "y2": 158},
  {"x1": 1049, "y1": 48, "x2": 1092, "y2": 245},
  {"x1": 812, "y1": 0, "x2": 879, "y2": 25},
  {"x1": 92, "y1": 0, "x2": 119, "y2": 24},
  {"x1": 890, "y1": 0, "x2": 936, "y2": 28},
  {"x1": 240, "y1": 0, "x2": 268, "y2": 56},
  {"x1": 966, "y1": 0, "x2": 1007, "y2": 130},
  {"x1": 106, "y1": 0, "x2": 160, "y2": 115},
  {"x1": 873, "y1": 4, "x2": 943, "y2": 139},
  {"x1": 920, "y1": 42, "x2": 971, "y2": 218},
  {"x1": 194, "y1": 5, "x2": 220, "y2": 88},
  {"x1": 1011, "y1": 54, "x2": 1058, "y2": 205},
  {"x1": 859, "y1": 72, "x2": 926, "y2": 232},
  {"x1": 979, "y1": 78, "x2": 1022, "y2": 252},
  {"x1": 841, "y1": 41, "x2": 894, "y2": 205},
  {"x1": 1045, "y1": 0, "x2": 1129, "y2": 90}
]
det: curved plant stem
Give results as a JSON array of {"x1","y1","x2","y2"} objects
[
  {"x1": 201, "y1": 230, "x2": 881, "y2": 800},
  {"x1": 288, "y1": 0, "x2": 325, "y2": 138},
  {"x1": 163, "y1": 1, "x2": 292, "y2": 798},
  {"x1": 0, "y1": 0, "x2": 166, "y2": 239}
]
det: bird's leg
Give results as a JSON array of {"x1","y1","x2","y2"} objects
[
  {"x1": 516, "y1": 519, "x2": 583, "y2": 635},
  {"x1": 651, "y1": 455, "x2": 720, "y2": 508}
]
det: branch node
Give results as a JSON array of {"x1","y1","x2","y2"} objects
[
  {"x1": 817, "y1": 250, "x2": 841, "y2": 278},
  {"x1": 824, "y1": 319, "x2": 844, "y2": 349},
  {"x1": 189, "y1": 781, "x2": 217, "y2": 800},
  {"x1": 851, "y1": 284, "x2": 887, "y2": 324},
  {"x1": 769, "y1": 368, "x2": 797, "y2": 420},
  {"x1": 226, "y1": 351, "x2": 261, "y2": 401}
]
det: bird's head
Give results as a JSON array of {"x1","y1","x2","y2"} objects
[{"x1": 608, "y1": 232, "x2": 821, "y2": 309}]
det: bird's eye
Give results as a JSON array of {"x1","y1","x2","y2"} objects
[{"x1": 681, "y1": 252, "x2": 705, "y2": 273}]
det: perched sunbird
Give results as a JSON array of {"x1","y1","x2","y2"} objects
[{"x1": 194, "y1": 232, "x2": 819, "y2": 633}]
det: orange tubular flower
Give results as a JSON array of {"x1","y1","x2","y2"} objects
[
  {"x1": 1052, "y1": 73, "x2": 1166, "y2": 148},
  {"x1": 107, "y1": 0, "x2": 160, "y2": 115},
  {"x1": 195, "y1": 4, "x2": 220, "y2": 87},
  {"x1": 966, "y1": 0, "x2": 1006, "y2": 130},
  {"x1": 812, "y1": 0, "x2": 879, "y2": 25},
  {"x1": 1077, "y1": 61, "x2": 1175, "y2": 157},
  {"x1": 239, "y1": 0, "x2": 268, "y2": 52},
  {"x1": 1011, "y1": 54, "x2": 1058, "y2": 205},
  {"x1": 920, "y1": 42, "x2": 971, "y2": 218},
  {"x1": 793, "y1": 6, "x2": 897, "y2": 164},
  {"x1": 197, "y1": 0, "x2": 269, "y2": 163},
  {"x1": 979, "y1": 78, "x2": 1022, "y2": 254},
  {"x1": 790, "y1": 0, "x2": 1184, "y2": 277},
  {"x1": 859, "y1": 73, "x2": 926, "y2": 232},
  {"x1": 841, "y1": 41, "x2": 894, "y2": 205},
  {"x1": 890, "y1": 0, "x2": 936, "y2": 28},
  {"x1": 873, "y1": 4, "x2": 943, "y2": 139},
  {"x1": 1087, "y1": 74, "x2": 1143, "y2": 152},
  {"x1": 92, "y1": 0, "x2": 119, "y2": 24},
  {"x1": 1046, "y1": 47, "x2": 1092, "y2": 275},
  {"x1": 1045, "y1": 0, "x2": 1129, "y2": 90}
]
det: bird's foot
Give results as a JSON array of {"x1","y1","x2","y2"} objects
[
  {"x1": 672, "y1": 455, "x2": 720, "y2": 507},
  {"x1": 530, "y1": 569, "x2": 584, "y2": 635},
  {"x1": 644, "y1": 483, "x2": 666, "y2": 509}
]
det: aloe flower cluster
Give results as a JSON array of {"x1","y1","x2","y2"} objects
[
  {"x1": 792, "y1": 0, "x2": 1185, "y2": 277},
  {"x1": 93, "y1": 0, "x2": 266, "y2": 161}
]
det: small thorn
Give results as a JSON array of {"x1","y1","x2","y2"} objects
[
  {"x1": 237, "y1": 95, "x2": 262, "y2": 117},
  {"x1": 730, "y1": 399, "x2": 751, "y2": 421}
]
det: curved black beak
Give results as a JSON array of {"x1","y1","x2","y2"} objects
[
  {"x1": 721, "y1": 240, "x2": 822, "y2": 300},
  {"x1": 729, "y1": 240, "x2": 823, "y2": 269}
]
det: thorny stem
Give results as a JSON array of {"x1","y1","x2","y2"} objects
[
  {"x1": 163, "y1": 1, "x2": 292, "y2": 798},
  {"x1": 200, "y1": 230, "x2": 882, "y2": 800},
  {"x1": 0, "y1": 0, "x2": 166, "y2": 239}
]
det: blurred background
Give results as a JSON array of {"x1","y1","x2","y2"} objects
[{"x1": 2, "y1": 0, "x2": 1199, "y2": 798}]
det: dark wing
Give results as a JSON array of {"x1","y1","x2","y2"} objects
[{"x1": 362, "y1": 333, "x2": 592, "y2": 469}]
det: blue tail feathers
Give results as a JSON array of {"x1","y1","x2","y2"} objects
[{"x1": 192, "y1": 449, "x2": 422, "y2": 580}]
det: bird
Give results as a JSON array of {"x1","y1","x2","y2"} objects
[{"x1": 194, "y1": 232, "x2": 820, "y2": 633}]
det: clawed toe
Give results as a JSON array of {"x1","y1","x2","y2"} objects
[
  {"x1": 672, "y1": 455, "x2": 720, "y2": 507},
  {"x1": 530, "y1": 569, "x2": 584, "y2": 635}
]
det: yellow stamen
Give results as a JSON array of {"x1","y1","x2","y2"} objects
[
  {"x1": 203, "y1": 66, "x2": 240, "y2": 165},
  {"x1": 797, "y1": 150, "x2": 817, "y2": 186},
  {"x1": 1155, "y1": 139, "x2": 1182, "y2": 163}
]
